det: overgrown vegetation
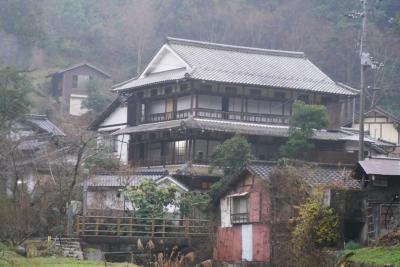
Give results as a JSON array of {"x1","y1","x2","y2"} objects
[
  {"x1": 125, "y1": 180, "x2": 178, "y2": 218},
  {"x1": 0, "y1": 248, "x2": 137, "y2": 267},
  {"x1": 179, "y1": 192, "x2": 210, "y2": 218},
  {"x1": 82, "y1": 80, "x2": 113, "y2": 114},
  {"x1": 280, "y1": 101, "x2": 328, "y2": 158},
  {"x1": 291, "y1": 191, "x2": 340, "y2": 267},
  {"x1": 209, "y1": 135, "x2": 254, "y2": 203},
  {"x1": 343, "y1": 247, "x2": 400, "y2": 266},
  {"x1": 0, "y1": 67, "x2": 32, "y2": 127}
]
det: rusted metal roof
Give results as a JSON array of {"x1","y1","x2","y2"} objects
[
  {"x1": 358, "y1": 157, "x2": 400, "y2": 176},
  {"x1": 114, "y1": 37, "x2": 357, "y2": 96}
]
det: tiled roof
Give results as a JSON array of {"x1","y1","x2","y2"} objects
[
  {"x1": 113, "y1": 68, "x2": 188, "y2": 91},
  {"x1": 358, "y1": 157, "x2": 400, "y2": 176},
  {"x1": 24, "y1": 114, "x2": 65, "y2": 136},
  {"x1": 114, "y1": 37, "x2": 357, "y2": 96},
  {"x1": 47, "y1": 62, "x2": 111, "y2": 78},
  {"x1": 114, "y1": 117, "x2": 352, "y2": 141},
  {"x1": 84, "y1": 170, "x2": 167, "y2": 188},
  {"x1": 89, "y1": 98, "x2": 122, "y2": 130},
  {"x1": 246, "y1": 161, "x2": 360, "y2": 190}
]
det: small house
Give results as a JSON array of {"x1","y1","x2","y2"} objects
[
  {"x1": 47, "y1": 62, "x2": 111, "y2": 116},
  {"x1": 355, "y1": 157, "x2": 400, "y2": 243},
  {"x1": 352, "y1": 107, "x2": 400, "y2": 145},
  {"x1": 82, "y1": 170, "x2": 188, "y2": 216}
]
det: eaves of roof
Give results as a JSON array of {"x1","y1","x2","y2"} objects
[
  {"x1": 113, "y1": 117, "x2": 352, "y2": 141},
  {"x1": 112, "y1": 37, "x2": 357, "y2": 96},
  {"x1": 89, "y1": 98, "x2": 122, "y2": 130},
  {"x1": 47, "y1": 62, "x2": 111, "y2": 78}
]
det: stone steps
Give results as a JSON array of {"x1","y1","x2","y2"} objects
[{"x1": 55, "y1": 238, "x2": 83, "y2": 260}]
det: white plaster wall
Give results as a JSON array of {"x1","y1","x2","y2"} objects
[
  {"x1": 97, "y1": 132, "x2": 129, "y2": 164},
  {"x1": 354, "y1": 122, "x2": 399, "y2": 144},
  {"x1": 151, "y1": 50, "x2": 186, "y2": 73},
  {"x1": 220, "y1": 196, "x2": 232, "y2": 228},
  {"x1": 99, "y1": 106, "x2": 127, "y2": 127},
  {"x1": 69, "y1": 95, "x2": 88, "y2": 116},
  {"x1": 86, "y1": 190, "x2": 133, "y2": 211},
  {"x1": 98, "y1": 105, "x2": 129, "y2": 164}
]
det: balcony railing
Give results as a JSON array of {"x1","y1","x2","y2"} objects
[
  {"x1": 75, "y1": 215, "x2": 210, "y2": 239},
  {"x1": 230, "y1": 213, "x2": 249, "y2": 224},
  {"x1": 148, "y1": 110, "x2": 191, "y2": 122},
  {"x1": 194, "y1": 108, "x2": 290, "y2": 125},
  {"x1": 145, "y1": 108, "x2": 289, "y2": 125},
  {"x1": 133, "y1": 155, "x2": 188, "y2": 167}
]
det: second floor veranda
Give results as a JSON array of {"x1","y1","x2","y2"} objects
[
  {"x1": 147, "y1": 107, "x2": 290, "y2": 125},
  {"x1": 134, "y1": 94, "x2": 293, "y2": 126}
]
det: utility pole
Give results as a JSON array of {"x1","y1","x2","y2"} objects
[{"x1": 358, "y1": 0, "x2": 368, "y2": 161}]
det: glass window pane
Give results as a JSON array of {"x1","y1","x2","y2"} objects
[
  {"x1": 177, "y1": 95, "x2": 191, "y2": 111},
  {"x1": 198, "y1": 95, "x2": 222, "y2": 110},
  {"x1": 150, "y1": 100, "x2": 166, "y2": 114}
]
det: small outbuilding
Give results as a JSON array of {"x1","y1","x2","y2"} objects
[
  {"x1": 355, "y1": 157, "x2": 400, "y2": 243},
  {"x1": 213, "y1": 160, "x2": 361, "y2": 266}
]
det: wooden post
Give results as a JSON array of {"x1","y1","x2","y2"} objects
[
  {"x1": 162, "y1": 219, "x2": 166, "y2": 238},
  {"x1": 82, "y1": 216, "x2": 85, "y2": 235},
  {"x1": 95, "y1": 217, "x2": 100, "y2": 236},
  {"x1": 129, "y1": 217, "x2": 133, "y2": 236},
  {"x1": 117, "y1": 218, "x2": 121, "y2": 236},
  {"x1": 75, "y1": 216, "x2": 80, "y2": 235},
  {"x1": 184, "y1": 218, "x2": 189, "y2": 239},
  {"x1": 151, "y1": 219, "x2": 155, "y2": 237}
]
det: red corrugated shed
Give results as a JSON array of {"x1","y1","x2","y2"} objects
[{"x1": 214, "y1": 226, "x2": 242, "y2": 261}]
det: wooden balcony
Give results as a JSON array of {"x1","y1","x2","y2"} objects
[
  {"x1": 148, "y1": 110, "x2": 191, "y2": 123},
  {"x1": 75, "y1": 216, "x2": 210, "y2": 240},
  {"x1": 145, "y1": 108, "x2": 289, "y2": 125},
  {"x1": 230, "y1": 213, "x2": 249, "y2": 224},
  {"x1": 133, "y1": 156, "x2": 207, "y2": 167}
]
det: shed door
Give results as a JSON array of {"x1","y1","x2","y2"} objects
[{"x1": 242, "y1": 224, "x2": 253, "y2": 261}]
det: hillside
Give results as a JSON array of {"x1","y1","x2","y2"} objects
[{"x1": 0, "y1": 0, "x2": 399, "y2": 115}]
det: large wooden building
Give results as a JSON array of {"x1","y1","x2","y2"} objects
[{"x1": 90, "y1": 37, "x2": 397, "y2": 190}]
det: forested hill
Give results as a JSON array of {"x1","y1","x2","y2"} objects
[{"x1": 0, "y1": 0, "x2": 399, "y2": 115}]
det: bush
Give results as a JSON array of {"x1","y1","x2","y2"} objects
[
  {"x1": 291, "y1": 191, "x2": 340, "y2": 266},
  {"x1": 344, "y1": 241, "x2": 363, "y2": 251}
]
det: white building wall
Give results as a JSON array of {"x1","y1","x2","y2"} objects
[
  {"x1": 69, "y1": 94, "x2": 88, "y2": 116},
  {"x1": 354, "y1": 117, "x2": 399, "y2": 144},
  {"x1": 100, "y1": 106, "x2": 127, "y2": 126},
  {"x1": 98, "y1": 105, "x2": 129, "y2": 164},
  {"x1": 151, "y1": 49, "x2": 186, "y2": 73},
  {"x1": 220, "y1": 196, "x2": 232, "y2": 228}
]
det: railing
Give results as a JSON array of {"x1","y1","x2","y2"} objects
[
  {"x1": 231, "y1": 213, "x2": 249, "y2": 224},
  {"x1": 148, "y1": 110, "x2": 191, "y2": 122},
  {"x1": 193, "y1": 108, "x2": 290, "y2": 125},
  {"x1": 75, "y1": 216, "x2": 210, "y2": 239},
  {"x1": 134, "y1": 155, "x2": 188, "y2": 167},
  {"x1": 145, "y1": 108, "x2": 289, "y2": 125}
]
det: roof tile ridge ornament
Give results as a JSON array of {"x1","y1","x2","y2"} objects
[{"x1": 166, "y1": 36, "x2": 306, "y2": 58}]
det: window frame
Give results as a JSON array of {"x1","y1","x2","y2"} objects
[
  {"x1": 230, "y1": 193, "x2": 249, "y2": 224},
  {"x1": 72, "y1": 75, "x2": 78, "y2": 88}
]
